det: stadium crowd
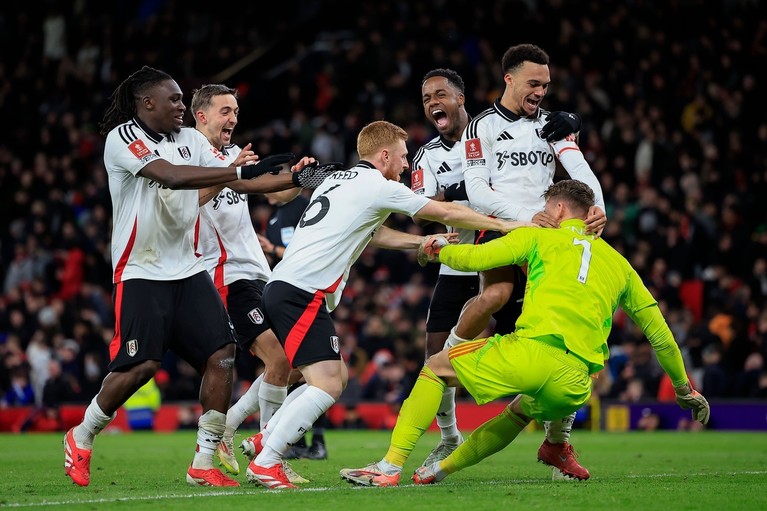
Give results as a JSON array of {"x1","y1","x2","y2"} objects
[{"x1": 1, "y1": 0, "x2": 766, "y2": 427}]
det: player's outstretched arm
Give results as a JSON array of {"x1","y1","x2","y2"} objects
[
  {"x1": 626, "y1": 302, "x2": 710, "y2": 425},
  {"x1": 415, "y1": 200, "x2": 533, "y2": 234},
  {"x1": 370, "y1": 225, "x2": 458, "y2": 250}
]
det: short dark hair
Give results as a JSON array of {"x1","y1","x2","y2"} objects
[
  {"x1": 542, "y1": 179, "x2": 595, "y2": 215},
  {"x1": 422, "y1": 68, "x2": 465, "y2": 93},
  {"x1": 190, "y1": 84, "x2": 238, "y2": 114},
  {"x1": 501, "y1": 44, "x2": 549, "y2": 74}
]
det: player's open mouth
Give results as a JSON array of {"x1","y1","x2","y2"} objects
[
  {"x1": 431, "y1": 109, "x2": 448, "y2": 128},
  {"x1": 222, "y1": 128, "x2": 233, "y2": 136}
]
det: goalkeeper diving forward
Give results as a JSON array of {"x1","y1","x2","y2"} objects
[{"x1": 340, "y1": 179, "x2": 710, "y2": 487}]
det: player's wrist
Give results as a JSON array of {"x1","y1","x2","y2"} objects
[
  {"x1": 673, "y1": 383, "x2": 692, "y2": 396},
  {"x1": 236, "y1": 166, "x2": 243, "y2": 179}
]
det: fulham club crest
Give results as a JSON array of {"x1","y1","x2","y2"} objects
[
  {"x1": 126, "y1": 339, "x2": 138, "y2": 357},
  {"x1": 178, "y1": 146, "x2": 192, "y2": 160},
  {"x1": 248, "y1": 308, "x2": 264, "y2": 325},
  {"x1": 330, "y1": 335, "x2": 340, "y2": 354}
]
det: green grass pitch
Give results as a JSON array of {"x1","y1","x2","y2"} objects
[{"x1": 1, "y1": 429, "x2": 765, "y2": 510}]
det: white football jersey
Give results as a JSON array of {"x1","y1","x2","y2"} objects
[
  {"x1": 462, "y1": 100, "x2": 605, "y2": 221},
  {"x1": 270, "y1": 161, "x2": 430, "y2": 311},
  {"x1": 103, "y1": 118, "x2": 229, "y2": 283},
  {"x1": 197, "y1": 144, "x2": 271, "y2": 287},
  {"x1": 411, "y1": 135, "x2": 476, "y2": 277}
]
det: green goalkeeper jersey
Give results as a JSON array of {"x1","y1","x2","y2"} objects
[{"x1": 438, "y1": 219, "x2": 688, "y2": 385}]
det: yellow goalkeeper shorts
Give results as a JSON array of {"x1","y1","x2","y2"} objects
[{"x1": 448, "y1": 333, "x2": 592, "y2": 421}]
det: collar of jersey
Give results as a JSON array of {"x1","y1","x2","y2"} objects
[
  {"x1": 438, "y1": 135, "x2": 458, "y2": 150},
  {"x1": 357, "y1": 160, "x2": 376, "y2": 169},
  {"x1": 560, "y1": 218, "x2": 589, "y2": 235},
  {"x1": 493, "y1": 99, "x2": 544, "y2": 123},
  {"x1": 133, "y1": 116, "x2": 172, "y2": 144}
]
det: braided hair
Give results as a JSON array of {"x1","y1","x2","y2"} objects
[{"x1": 99, "y1": 66, "x2": 173, "y2": 136}]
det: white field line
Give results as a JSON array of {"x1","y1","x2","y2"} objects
[{"x1": 2, "y1": 471, "x2": 766, "y2": 508}]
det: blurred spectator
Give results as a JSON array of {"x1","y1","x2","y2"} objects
[
  {"x1": 20, "y1": 358, "x2": 78, "y2": 432},
  {"x1": 701, "y1": 343, "x2": 728, "y2": 397},
  {"x1": 2, "y1": 365, "x2": 35, "y2": 407},
  {"x1": 1, "y1": 0, "x2": 767, "y2": 414}
]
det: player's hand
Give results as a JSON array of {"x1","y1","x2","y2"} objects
[
  {"x1": 233, "y1": 143, "x2": 257, "y2": 167},
  {"x1": 417, "y1": 234, "x2": 456, "y2": 267},
  {"x1": 443, "y1": 181, "x2": 468, "y2": 201},
  {"x1": 585, "y1": 206, "x2": 606, "y2": 238},
  {"x1": 540, "y1": 111, "x2": 581, "y2": 142},
  {"x1": 292, "y1": 161, "x2": 345, "y2": 189},
  {"x1": 239, "y1": 152, "x2": 295, "y2": 179},
  {"x1": 531, "y1": 211, "x2": 559, "y2": 228},
  {"x1": 497, "y1": 220, "x2": 538, "y2": 234},
  {"x1": 289, "y1": 156, "x2": 317, "y2": 173},
  {"x1": 674, "y1": 383, "x2": 710, "y2": 425}
]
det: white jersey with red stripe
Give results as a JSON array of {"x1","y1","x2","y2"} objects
[
  {"x1": 269, "y1": 161, "x2": 430, "y2": 311},
  {"x1": 411, "y1": 135, "x2": 476, "y2": 277},
  {"x1": 103, "y1": 117, "x2": 229, "y2": 283},
  {"x1": 197, "y1": 144, "x2": 271, "y2": 288},
  {"x1": 462, "y1": 100, "x2": 605, "y2": 222}
]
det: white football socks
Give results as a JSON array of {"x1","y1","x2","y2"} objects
[
  {"x1": 258, "y1": 381, "x2": 288, "y2": 430},
  {"x1": 260, "y1": 383, "x2": 308, "y2": 443},
  {"x1": 193, "y1": 410, "x2": 226, "y2": 469},
  {"x1": 545, "y1": 412, "x2": 576, "y2": 443},
  {"x1": 436, "y1": 387, "x2": 460, "y2": 440},
  {"x1": 224, "y1": 374, "x2": 263, "y2": 440},
  {"x1": 254, "y1": 385, "x2": 334, "y2": 467},
  {"x1": 74, "y1": 396, "x2": 115, "y2": 449}
]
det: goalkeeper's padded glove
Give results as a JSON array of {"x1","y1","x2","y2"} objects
[
  {"x1": 674, "y1": 383, "x2": 710, "y2": 425},
  {"x1": 239, "y1": 153, "x2": 295, "y2": 179},
  {"x1": 443, "y1": 181, "x2": 468, "y2": 201},
  {"x1": 540, "y1": 111, "x2": 581, "y2": 142},
  {"x1": 292, "y1": 161, "x2": 345, "y2": 189},
  {"x1": 417, "y1": 235, "x2": 449, "y2": 267}
]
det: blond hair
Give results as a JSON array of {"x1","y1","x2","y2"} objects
[{"x1": 357, "y1": 120, "x2": 408, "y2": 160}]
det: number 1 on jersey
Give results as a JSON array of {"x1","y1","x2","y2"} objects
[{"x1": 572, "y1": 238, "x2": 592, "y2": 283}]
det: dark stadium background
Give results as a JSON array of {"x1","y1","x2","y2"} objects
[{"x1": 1, "y1": 0, "x2": 765, "y2": 432}]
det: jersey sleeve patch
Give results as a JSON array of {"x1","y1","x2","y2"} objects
[
  {"x1": 411, "y1": 167, "x2": 424, "y2": 192},
  {"x1": 128, "y1": 139, "x2": 152, "y2": 160},
  {"x1": 464, "y1": 138, "x2": 483, "y2": 160}
]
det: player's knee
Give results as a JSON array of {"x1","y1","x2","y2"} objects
[
  {"x1": 477, "y1": 284, "x2": 514, "y2": 312},
  {"x1": 265, "y1": 356, "x2": 291, "y2": 384},
  {"x1": 208, "y1": 345, "x2": 236, "y2": 372},
  {"x1": 127, "y1": 360, "x2": 161, "y2": 386},
  {"x1": 425, "y1": 351, "x2": 452, "y2": 378}
]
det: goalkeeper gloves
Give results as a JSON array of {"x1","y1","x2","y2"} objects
[
  {"x1": 417, "y1": 235, "x2": 449, "y2": 267},
  {"x1": 674, "y1": 383, "x2": 710, "y2": 425},
  {"x1": 443, "y1": 181, "x2": 468, "y2": 201},
  {"x1": 540, "y1": 111, "x2": 581, "y2": 142},
  {"x1": 239, "y1": 153, "x2": 295, "y2": 179},
  {"x1": 292, "y1": 161, "x2": 345, "y2": 189}
]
